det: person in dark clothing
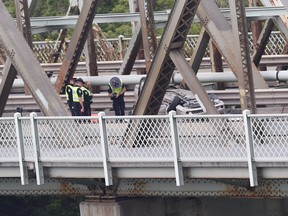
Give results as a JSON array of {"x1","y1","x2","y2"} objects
[
  {"x1": 81, "y1": 81, "x2": 93, "y2": 116},
  {"x1": 73, "y1": 78, "x2": 84, "y2": 116},
  {"x1": 108, "y1": 77, "x2": 126, "y2": 116},
  {"x1": 65, "y1": 78, "x2": 76, "y2": 116}
]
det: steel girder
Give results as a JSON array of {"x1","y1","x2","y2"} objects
[
  {"x1": 55, "y1": 0, "x2": 99, "y2": 93},
  {"x1": 188, "y1": 27, "x2": 210, "y2": 74},
  {"x1": 253, "y1": 19, "x2": 275, "y2": 67},
  {"x1": 230, "y1": 0, "x2": 256, "y2": 113},
  {"x1": 138, "y1": 0, "x2": 154, "y2": 72},
  {"x1": 197, "y1": 0, "x2": 268, "y2": 90},
  {"x1": 3, "y1": 178, "x2": 288, "y2": 197},
  {"x1": 260, "y1": 0, "x2": 288, "y2": 38},
  {"x1": 0, "y1": 0, "x2": 33, "y2": 116},
  {"x1": 261, "y1": 0, "x2": 288, "y2": 71},
  {"x1": 28, "y1": 7, "x2": 287, "y2": 29},
  {"x1": 119, "y1": 22, "x2": 142, "y2": 75},
  {"x1": 146, "y1": 0, "x2": 158, "y2": 54},
  {"x1": 0, "y1": 60, "x2": 17, "y2": 116},
  {"x1": 133, "y1": 0, "x2": 217, "y2": 115},
  {"x1": 119, "y1": 0, "x2": 157, "y2": 75},
  {"x1": 15, "y1": 0, "x2": 33, "y2": 48},
  {"x1": 170, "y1": 50, "x2": 218, "y2": 114},
  {"x1": 0, "y1": 1, "x2": 69, "y2": 116}
]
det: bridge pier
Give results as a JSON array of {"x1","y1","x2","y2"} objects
[
  {"x1": 79, "y1": 197, "x2": 288, "y2": 216},
  {"x1": 79, "y1": 198, "x2": 168, "y2": 216},
  {"x1": 79, "y1": 201, "x2": 121, "y2": 216}
]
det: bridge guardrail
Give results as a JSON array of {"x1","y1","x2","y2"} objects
[{"x1": 1, "y1": 111, "x2": 288, "y2": 187}]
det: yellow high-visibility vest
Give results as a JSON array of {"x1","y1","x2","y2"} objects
[
  {"x1": 109, "y1": 80, "x2": 123, "y2": 94},
  {"x1": 72, "y1": 87, "x2": 81, "y2": 102},
  {"x1": 65, "y1": 84, "x2": 74, "y2": 100}
]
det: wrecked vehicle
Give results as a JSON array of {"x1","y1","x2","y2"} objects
[{"x1": 134, "y1": 78, "x2": 225, "y2": 115}]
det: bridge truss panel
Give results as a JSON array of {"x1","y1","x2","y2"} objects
[
  {"x1": 133, "y1": 0, "x2": 201, "y2": 115},
  {"x1": 119, "y1": 22, "x2": 142, "y2": 75},
  {"x1": 55, "y1": 0, "x2": 99, "y2": 93},
  {"x1": 0, "y1": 0, "x2": 34, "y2": 117},
  {"x1": 229, "y1": 0, "x2": 256, "y2": 113},
  {"x1": 197, "y1": 0, "x2": 268, "y2": 90},
  {"x1": 0, "y1": 2, "x2": 69, "y2": 116}
]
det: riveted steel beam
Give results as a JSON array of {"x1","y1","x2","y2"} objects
[
  {"x1": 230, "y1": 0, "x2": 256, "y2": 113},
  {"x1": 253, "y1": 19, "x2": 274, "y2": 67},
  {"x1": 0, "y1": 60, "x2": 17, "y2": 116},
  {"x1": 261, "y1": 0, "x2": 288, "y2": 35},
  {"x1": 55, "y1": 0, "x2": 99, "y2": 93},
  {"x1": 170, "y1": 50, "x2": 218, "y2": 114},
  {"x1": 188, "y1": 27, "x2": 210, "y2": 74},
  {"x1": 146, "y1": 0, "x2": 157, "y2": 54},
  {"x1": 119, "y1": 22, "x2": 142, "y2": 75},
  {"x1": 120, "y1": 0, "x2": 157, "y2": 75},
  {"x1": 197, "y1": 0, "x2": 268, "y2": 90},
  {"x1": 116, "y1": 179, "x2": 288, "y2": 197},
  {"x1": 0, "y1": 0, "x2": 43, "y2": 117},
  {"x1": 138, "y1": 0, "x2": 152, "y2": 72},
  {"x1": 133, "y1": 0, "x2": 201, "y2": 115},
  {"x1": 261, "y1": 0, "x2": 288, "y2": 26},
  {"x1": 0, "y1": 1, "x2": 69, "y2": 116}
]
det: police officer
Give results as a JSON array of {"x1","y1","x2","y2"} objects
[
  {"x1": 108, "y1": 77, "x2": 126, "y2": 116},
  {"x1": 65, "y1": 78, "x2": 76, "y2": 116},
  {"x1": 81, "y1": 81, "x2": 93, "y2": 116},
  {"x1": 73, "y1": 78, "x2": 84, "y2": 116}
]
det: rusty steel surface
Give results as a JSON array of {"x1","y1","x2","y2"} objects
[
  {"x1": 169, "y1": 49, "x2": 219, "y2": 114},
  {"x1": 49, "y1": 29, "x2": 68, "y2": 64},
  {"x1": 0, "y1": 178, "x2": 101, "y2": 196},
  {"x1": 55, "y1": 0, "x2": 99, "y2": 93},
  {"x1": 253, "y1": 19, "x2": 274, "y2": 67},
  {"x1": 146, "y1": 0, "x2": 157, "y2": 54},
  {"x1": 0, "y1": 60, "x2": 17, "y2": 117},
  {"x1": 133, "y1": 0, "x2": 201, "y2": 115},
  {"x1": 138, "y1": 0, "x2": 152, "y2": 72},
  {"x1": 0, "y1": 0, "x2": 34, "y2": 117},
  {"x1": 2, "y1": 178, "x2": 288, "y2": 197},
  {"x1": 230, "y1": 0, "x2": 256, "y2": 113},
  {"x1": 189, "y1": 27, "x2": 210, "y2": 74},
  {"x1": 197, "y1": 0, "x2": 268, "y2": 90},
  {"x1": 0, "y1": 178, "x2": 288, "y2": 198},
  {"x1": 119, "y1": 22, "x2": 142, "y2": 75},
  {"x1": 120, "y1": 0, "x2": 156, "y2": 75},
  {"x1": 115, "y1": 178, "x2": 288, "y2": 197},
  {"x1": 0, "y1": 2, "x2": 69, "y2": 116}
]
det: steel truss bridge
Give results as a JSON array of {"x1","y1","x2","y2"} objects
[
  {"x1": 0, "y1": 0, "x2": 288, "y2": 198},
  {"x1": 1, "y1": 111, "x2": 288, "y2": 197}
]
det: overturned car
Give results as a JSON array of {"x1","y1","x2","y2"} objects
[
  {"x1": 162, "y1": 88, "x2": 225, "y2": 115},
  {"x1": 134, "y1": 78, "x2": 225, "y2": 115}
]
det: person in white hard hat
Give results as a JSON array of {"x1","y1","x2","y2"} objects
[{"x1": 108, "y1": 77, "x2": 126, "y2": 116}]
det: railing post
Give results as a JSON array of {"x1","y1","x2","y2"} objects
[
  {"x1": 118, "y1": 35, "x2": 125, "y2": 60},
  {"x1": 243, "y1": 109, "x2": 258, "y2": 187},
  {"x1": 30, "y1": 112, "x2": 44, "y2": 185},
  {"x1": 169, "y1": 111, "x2": 184, "y2": 186},
  {"x1": 98, "y1": 112, "x2": 113, "y2": 186},
  {"x1": 14, "y1": 112, "x2": 28, "y2": 185}
]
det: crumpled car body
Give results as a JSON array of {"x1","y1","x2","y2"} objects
[
  {"x1": 134, "y1": 80, "x2": 225, "y2": 115},
  {"x1": 163, "y1": 88, "x2": 225, "y2": 115}
]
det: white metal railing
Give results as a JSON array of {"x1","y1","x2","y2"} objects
[{"x1": 1, "y1": 111, "x2": 288, "y2": 186}]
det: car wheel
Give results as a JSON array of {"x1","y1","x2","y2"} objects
[
  {"x1": 138, "y1": 77, "x2": 146, "y2": 97},
  {"x1": 167, "y1": 96, "x2": 182, "y2": 112}
]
